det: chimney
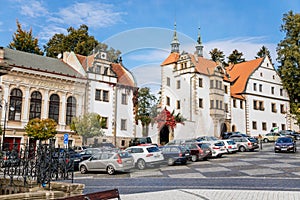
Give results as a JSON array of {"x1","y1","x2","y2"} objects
[{"x1": 0, "y1": 47, "x2": 4, "y2": 60}]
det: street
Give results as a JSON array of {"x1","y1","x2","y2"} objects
[{"x1": 72, "y1": 142, "x2": 300, "y2": 195}]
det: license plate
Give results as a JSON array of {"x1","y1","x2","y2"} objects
[{"x1": 281, "y1": 148, "x2": 287, "y2": 151}]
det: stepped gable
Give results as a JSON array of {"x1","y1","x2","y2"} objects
[{"x1": 226, "y1": 57, "x2": 264, "y2": 99}]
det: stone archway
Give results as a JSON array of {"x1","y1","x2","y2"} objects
[
  {"x1": 220, "y1": 123, "x2": 228, "y2": 138},
  {"x1": 159, "y1": 125, "x2": 169, "y2": 145}
]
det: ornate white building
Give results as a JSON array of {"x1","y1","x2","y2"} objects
[
  {"x1": 156, "y1": 25, "x2": 291, "y2": 144},
  {"x1": 0, "y1": 47, "x2": 137, "y2": 149}
]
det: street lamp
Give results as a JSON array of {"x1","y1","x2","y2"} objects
[{"x1": 0, "y1": 99, "x2": 14, "y2": 150}]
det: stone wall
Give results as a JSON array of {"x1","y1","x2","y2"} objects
[{"x1": 0, "y1": 178, "x2": 84, "y2": 200}]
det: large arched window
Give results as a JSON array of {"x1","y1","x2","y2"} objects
[
  {"x1": 48, "y1": 94, "x2": 60, "y2": 123},
  {"x1": 29, "y1": 91, "x2": 42, "y2": 120},
  {"x1": 66, "y1": 96, "x2": 76, "y2": 125},
  {"x1": 8, "y1": 88, "x2": 23, "y2": 121}
]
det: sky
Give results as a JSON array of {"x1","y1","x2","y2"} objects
[{"x1": 1, "y1": 0, "x2": 299, "y2": 94}]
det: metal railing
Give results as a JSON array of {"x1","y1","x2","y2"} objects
[{"x1": 0, "y1": 141, "x2": 74, "y2": 189}]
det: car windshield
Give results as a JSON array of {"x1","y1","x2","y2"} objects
[
  {"x1": 118, "y1": 151, "x2": 132, "y2": 158},
  {"x1": 197, "y1": 143, "x2": 210, "y2": 149},
  {"x1": 277, "y1": 137, "x2": 293, "y2": 143},
  {"x1": 214, "y1": 142, "x2": 224, "y2": 146},
  {"x1": 226, "y1": 140, "x2": 235, "y2": 145},
  {"x1": 147, "y1": 146, "x2": 160, "y2": 152}
]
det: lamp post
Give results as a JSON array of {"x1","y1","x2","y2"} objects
[{"x1": 0, "y1": 99, "x2": 13, "y2": 151}]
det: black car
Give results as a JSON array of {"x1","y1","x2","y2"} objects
[
  {"x1": 54, "y1": 148, "x2": 82, "y2": 170},
  {"x1": 279, "y1": 130, "x2": 300, "y2": 140},
  {"x1": 274, "y1": 136, "x2": 296, "y2": 153},
  {"x1": 160, "y1": 145, "x2": 188, "y2": 165}
]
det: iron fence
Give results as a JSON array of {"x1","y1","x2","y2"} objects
[{"x1": 0, "y1": 141, "x2": 74, "y2": 189}]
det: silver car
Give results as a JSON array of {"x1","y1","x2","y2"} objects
[{"x1": 79, "y1": 151, "x2": 134, "y2": 175}]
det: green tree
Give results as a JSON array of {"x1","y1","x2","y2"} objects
[
  {"x1": 209, "y1": 48, "x2": 225, "y2": 63},
  {"x1": 70, "y1": 113, "x2": 105, "y2": 145},
  {"x1": 256, "y1": 46, "x2": 271, "y2": 59},
  {"x1": 44, "y1": 24, "x2": 99, "y2": 57},
  {"x1": 137, "y1": 87, "x2": 157, "y2": 137},
  {"x1": 227, "y1": 49, "x2": 245, "y2": 64},
  {"x1": 94, "y1": 44, "x2": 122, "y2": 62},
  {"x1": 277, "y1": 11, "x2": 300, "y2": 128},
  {"x1": 25, "y1": 118, "x2": 57, "y2": 141},
  {"x1": 8, "y1": 20, "x2": 43, "y2": 55}
]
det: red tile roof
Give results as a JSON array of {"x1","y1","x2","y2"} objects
[
  {"x1": 161, "y1": 52, "x2": 180, "y2": 66},
  {"x1": 226, "y1": 57, "x2": 264, "y2": 99},
  {"x1": 111, "y1": 63, "x2": 136, "y2": 87}
]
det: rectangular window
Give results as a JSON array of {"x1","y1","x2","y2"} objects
[
  {"x1": 224, "y1": 85, "x2": 228, "y2": 94},
  {"x1": 176, "y1": 80, "x2": 180, "y2": 89},
  {"x1": 95, "y1": 89, "x2": 101, "y2": 101},
  {"x1": 101, "y1": 117, "x2": 108, "y2": 129},
  {"x1": 280, "y1": 88, "x2": 283, "y2": 96},
  {"x1": 167, "y1": 77, "x2": 170, "y2": 86},
  {"x1": 216, "y1": 80, "x2": 219, "y2": 89},
  {"x1": 210, "y1": 100, "x2": 214, "y2": 109},
  {"x1": 240, "y1": 100, "x2": 243, "y2": 109},
  {"x1": 210, "y1": 80, "x2": 214, "y2": 88},
  {"x1": 216, "y1": 100, "x2": 219, "y2": 109},
  {"x1": 199, "y1": 78, "x2": 203, "y2": 87},
  {"x1": 252, "y1": 121, "x2": 257, "y2": 130},
  {"x1": 253, "y1": 100, "x2": 258, "y2": 110},
  {"x1": 253, "y1": 83, "x2": 257, "y2": 91},
  {"x1": 166, "y1": 96, "x2": 170, "y2": 106},
  {"x1": 271, "y1": 87, "x2": 274, "y2": 95},
  {"x1": 219, "y1": 81, "x2": 222, "y2": 89},
  {"x1": 259, "y1": 101, "x2": 264, "y2": 111},
  {"x1": 262, "y1": 122, "x2": 267, "y2": 131},
  {"x1": 176, "y1": 100, "x2": 180, "y2": 109},
  {"x1": 272, "y1": 123, "x2": 277, "y2": 128},
  {"x1": 199, "y1": 98, "x2": 203, "y2": 108},
  {"x1": 121, "y1": 119, "x2": 127, "y2": 130},
  {"x1": 233, "y1": 99, "x2": 236, "y2": 108},
  {"x1": 281, "y1": 124, "x2": 286, "y2": 131},
  {"x1": 220, "y1": 101, "x2": 223, "y2": 110},
  {"x1": 271, "y1": 103, "x2": 277, "y2": 113},
  {"x1": 280, "y1": 104, "x2": 285, "y2": 113},
  {"x1": 259, "y1": 84, "x2": 263, "y2": 92},
  {"x1": 121, "y1": 93, "x2": 127, "y2": 105},
  {"x1": 102, "y1": 90, "x2": 109, "y2": 102},
  {"x1": 225, "y1": 103, "x2": 228, "y2": 113}
]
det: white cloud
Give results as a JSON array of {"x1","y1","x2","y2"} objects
[
  {"x1": 20, "y1": 0, "x2": 49, "y2": 18},
  {"x1": 51, "y1": 2, "x2": 126, "y2": 28}
]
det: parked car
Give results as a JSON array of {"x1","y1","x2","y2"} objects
[
  {"x1": 222, "y1": 139, "x2": 238, "y2": 153},
  {"x1": 79, "y1": 148, "x2": 102, "y2": 161},
  {"x1": 274, "y1": 136, "x2": 297, "y2": 153},
  {"x1": 79, "y1": 151, "x2": 134, "y2": 175},
  {"x1": 129, "y1": 137, "x2": 153, "y2": 147},
  {"x1": 182, "y1": 142, "x2": 211, "y2": 161},
  {"x1": 279, "y1": 130, "x2": 300, "y2": 140},
  {"x1": 125, "y1": 145, "x2": 164, "y2": 170},
  {"x1": 228, "y1": 133, "x2": 249, "y2": 138},
  {"x1": 229, "y1": 136, "x2": 258, "y2": 152},
  {"x1": 166, "y1": 139, "x2": 197, "y2": 146},
  {"x1": 222, "y1": 132, "x2": 246, "y2": 139},
  {"x1": 160, "y1": 145, "x2": 188, "y2": 165},
  {"x1": 196, "y1": 136, "x2": 219, "y2": 142},
  {"x1": 262, "y1": 132, "x2": 282, "y2": 143},
  {"x1": 200, "y1": 141, "x2": 227, "y2": 158},
  {"x1": 54, "y1": 148, "x2": 82, "y2": 170}
]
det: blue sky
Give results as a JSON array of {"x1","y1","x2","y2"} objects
[{"x1": 1, "y1": 0, "x2": 299, "y2": 92}]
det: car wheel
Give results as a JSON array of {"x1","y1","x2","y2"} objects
[
  {"x1": 191, "y1": 155, "x2": 197, "y2": 162},
  {"x1": 137, "y1": 159, "x2": 146, "y2": 170},
  {"x1": 107, "y1": 165, "x2": 115, "y2": 175},
  {"x1": 239, "y1": 146, "x2": 246, "y2": 152},
  {"x1": 80, "y1": 165, "x2": 87, "y2": 174},
  {"x1": 167, "y1": 158, "x2": 174, "y2": 166},
  {"x1": 263, "y1": 138, "x2": 269, "y2": 143}
]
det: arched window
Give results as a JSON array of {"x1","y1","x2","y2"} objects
[
  {"x1": 29, "y1": 91, "x2": 42, "y2": 120},
  {"x1": 8, "y1": 89, "x2": 23, "y2": 121},
  {"x1": 66, "y1": 96, "x2": 76, "y2": 125},
  {"x1": 49, "y1": 94, "x2": 60, "y2": 123}
]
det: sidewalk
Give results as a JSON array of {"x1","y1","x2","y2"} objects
[{"x1": 120, "y1": 189, "x2": 300, "y2": 200}]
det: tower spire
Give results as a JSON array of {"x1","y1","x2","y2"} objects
[
  {"x1": 195, "y1": 27, "x2": 203, "y2": 57},
  {"x1": 171, "y1": 22, "x2": 180, "y2": 53}
]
